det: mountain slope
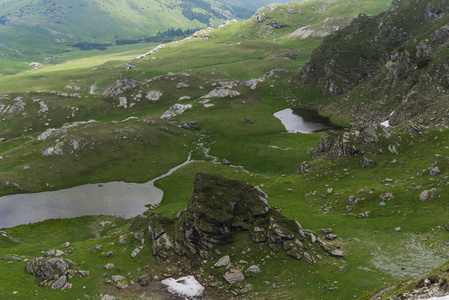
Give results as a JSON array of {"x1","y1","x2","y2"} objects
[
  {"x1": 299, "y1": 0, "x2": 449, "y2": 128},
  {"x1": 0, "y1": 0, "x2": 251, "y2": 61}
]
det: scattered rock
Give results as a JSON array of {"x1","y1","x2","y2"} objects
[
  {"x1": 103, "y1": 78, "x2": 138, "y2": 97},
  {"x1": 325, "y1": 234, "x2": 338, "y2": 241},
  {"x1": 362, "y1": 128, "x2": 378, "y2": 142},
  {"x1": 419, "y1": 189, "x2": 436, "y2": 202},
  {"x1": 177, "y1": 82, "x2": 190, "y2": 88},
  {"x1": 360, "y1": 157, "x2": 375, "y2": 168},
  {"x1": 321, "y1": 228, "x2": 334, "y2": 234},
  {"x1": 214, "y1": 255, "x2": 230, "y2": 267},
  {"x1": 201, "y1": 88, "x2": 240, "y2": 99},
  {"x1": 104, "y1": 263, "x2": 115, "y2": 270},
  {"x1": 223, "y1": 270, "x2": 245, "y2": 284},
  {"x1": 51, "y1": 275, "x2": 67, "y2": 290},
  {"x1": 243, "y1": 118, "x2": 254, "y2": 124},
  {"x1": 131, "y1": 246, "x2": 143, "y2": 258},
  {"x1": 330, "y1": 250, "x2": 344, "y2": 257},
  {"x1": 160, "y1": 104, "x2": 192, "y2": 120},
  {"x1": 222, "y1": 158, "x2": 231, "y2": 165},
  {"x1": 245, "y1": 265, "x2": 262, "y2": 274},
  {"x1": 395, "y1": 227, "x2": 402, "y2": 232},
  {"x1": 146, "y1": 90, "x2": 163, "y2": 101}
]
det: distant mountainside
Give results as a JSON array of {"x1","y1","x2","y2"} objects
[
  {"x1": 0, "y1": 0, "x2": 253, "y2": 60},
  {"x1": 299, "y1": 0, "x2": 449, "y2": 128},
  {"x1": 221, "y1": 0, "x2": 295, "y2": 10}
]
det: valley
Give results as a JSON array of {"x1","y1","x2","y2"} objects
[{"x1": 1, "y1": 0, "x2": 449, "y2": 299}]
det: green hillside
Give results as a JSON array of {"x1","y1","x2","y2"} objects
[
  {"x1": 299, "y1": 0, "x2": 449, "y2": 128},
  {"x1": 4, "y1": 0, "x2": 449, "y2": 299},
  {"x1": 0, "y1": 0, "x2": 253, "y2": 67}
]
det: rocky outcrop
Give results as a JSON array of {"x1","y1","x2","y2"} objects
[
  {"x1": 145, "y1": 90, "x2": 163, "y2": 101},
  {"x1": 313, "y1": 130, "x2": 359, "y2": 159},
  {"x1": 201, "y1": 88, "x2": 240, "y2": 99},
  {"x1": 148, "y1": 173, "x2": 335, "y2": 262},
  {"x1": 160, "y1": 104, "x2": 192, "y2": 120},
  {"x1": 26, "y1": 257, "x2": 83, "y2": 289},
  {"x1": 103, "y1": 78, "x2": 138, "y2": 98}
]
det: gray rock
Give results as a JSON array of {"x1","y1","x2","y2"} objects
[
  {"x1": 245, "y1": 265, "x2": 262, "y2": 274},
  {"x1": 222, "y1": 158, "x2": 231, "y2": 165},
  {"x1": 112, "y1": 275, "x2": 125, "y2": 283},
  {"x1": 51, "y1": 275, "x2": 67, "y2": 290},
  {"x1": 134, "y1": 231, "x2": 144, "y2": 241},
  {"x1": 177, "y1": 82, "x2": 190, "y2": 88},
  {"x1": 45, "y1": 249, "x2": 56, "y2": 257},
  {"x1": 214, "y1": 255, "x2": 230, "y2": 267},
  {"x1": 78, "y1": 270, "x2": 90, "y2": 277},
  {"x1": 103, "y1": 78, "x2": 138, "y2": 97},
  {"x1": 106, "y1": 251, "x2": 114, "y2": 257},
  {"x1": 321, "y1": 228, "x2": 334, "y2": 234},
  {"x1": 118, "y1": 235, "x2": 126, "y2": 244},
  {"x1": 429, "y1": 166, "x2": 441, "y2": 176},
  {"x1": 223, "y1": 270, "x2": 245, "y2": 284},
  {"x1": 395, "y1": 227, "x2": 402, "y2": 232},
  {"x1": 104, "y1": 263, "x2": 115, "y2": 270},
  {"x1": 201, "y1": 88, "x2": 240, "y2": 99},
  {"x1": 131, "y1": 246, "x2": 143, "y2": 258},
  {"x1": 360, "y1": 157, "x2": 375, "y2": 168},
  {"x1": 146, "y1": 90, "x2": 163, "y2": 101},
  {"x1": 138, "y1": 274, "x2": 153, "y2": 286},
  {"x1": 161, "y1": 104, "x2": 192, "y2": 120},
  {"x1": 27, "y1": 257, "x2": 66, "y2": 278},
  {"x1": 419, "y1": 189, "x2": 435, "y2": 202},
  {"x1": 380, "y1": 193, "x2": 394, "y2": 201},
  {"x1": 330, "y1": 250, "x2": 344, "y2": 257},
  {"x1": 325, "y1": 234, "x2": 338, "y2": 241},
  {"x1": 362, "y1": 128, "x2": 378, "y2": 142},
  {"x1": 388, "y1": 144, "x2": 399, "y2": 154},
  {"x1": 303, "y1": 252, "x2": 314, "y2": 264}
]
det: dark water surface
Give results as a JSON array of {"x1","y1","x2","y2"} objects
[{"x1": 274, "y1": 108, "x2": 343, "y2": 133}]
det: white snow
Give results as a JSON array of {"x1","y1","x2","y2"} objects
[
  {"x1": 161, "y1": 275, "x2": 204, "y2": 298},
  {"x1": 380, "y1": 120, "x2": 390, "y2": 127}
]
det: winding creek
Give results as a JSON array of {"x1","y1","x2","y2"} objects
[{"x1": 0, "y1": 109, "x2": 340, "y2": 229}]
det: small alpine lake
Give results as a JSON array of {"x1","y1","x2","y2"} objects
[
  {"x1": 274, "y1": 108, "x2": 343, "y2": 133},
  {"x1": 0, "y1": 156, "x2": 192, "y2": 228}
]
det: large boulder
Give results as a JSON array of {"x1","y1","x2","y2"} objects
[{"x1": 26, "y1": 257, "x2": 80, "y2": 289}]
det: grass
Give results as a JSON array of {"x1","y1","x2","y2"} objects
[{"x1": 5, "y1": 0, "x2": 448, "y2": 299}]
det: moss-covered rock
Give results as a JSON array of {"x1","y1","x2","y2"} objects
[{"x1": 149, "y1": 173, "x2": 333, "y2": 262}]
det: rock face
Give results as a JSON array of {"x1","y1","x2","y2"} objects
[
  {"x1": 298, "y1": 0, "x2": 449, "y2": 127},
  {"x1": 148, "y1": 173, "x2": 333, "y2": 262},
  {"x1": 103, "y1": 78, "x2": 138, "y2": 97}
]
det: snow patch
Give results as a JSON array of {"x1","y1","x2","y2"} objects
[{"x1": 161, "y1": 275, "x2": 204, "y2": 298}]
